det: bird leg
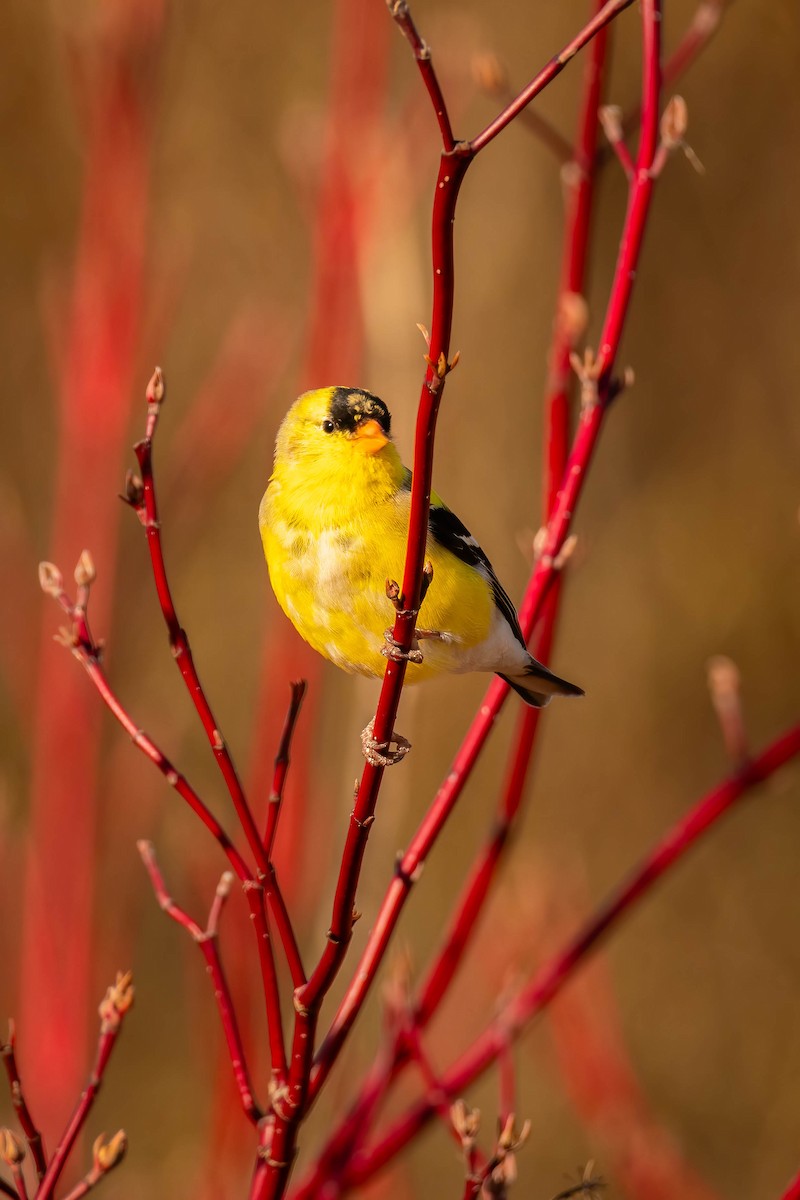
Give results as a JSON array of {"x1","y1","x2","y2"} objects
[
  {"x1": 361, "y1": 719, "x2": 412, "y2": 767},
  {"x1": 381, "y1": 630, "x2": 424, "y2": 664}
]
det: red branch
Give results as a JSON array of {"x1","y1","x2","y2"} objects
[
  {"x1": 132, "y1": 371, "x2": 267, "y2": 870},
  {"x1": 36, "y1": 973, "x2": 134, "y2": 1200},
  {"x1": 38, "y1": 565, "x2": 298, "y2": 1084},
  {"x1": 138, "y1": 842, "x2": 264, "y2": 1123},
  {"x1": 264, "y1": 682, "x2": 307, "y2": 860},
  {"x1": 128, "y1": 367, "x2": 306, "y2": 1034},
  {"x1": 39, "y1": 568, "x2": 251, "y2": 881},
  {"x1": 0, "y1": 1026, "x2": 46, "y2": 1179},
  {"x1": 342, "y1": 720, "x2": 800, "y2": 1187}
]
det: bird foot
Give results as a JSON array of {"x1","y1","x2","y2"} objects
[
  {"x1": 361, "y1": 719, "x2": 412, "y2": 767},
  {"x1": 381, "y1": 630, "x2": 424, "y2": 664}
]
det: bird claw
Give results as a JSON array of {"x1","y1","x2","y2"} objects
[
  {"x1": 381, "y1": 630, "x2": 424, "y2": 664},
  {"x1": 361, "y1": 719, "x2": 412, "y2": 767}
]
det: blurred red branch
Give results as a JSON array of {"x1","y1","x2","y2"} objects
[
  {"x1": 342, "y1": 719, "x2": 800, "y2": 1188},
  {"x1": 779, "y1": 1168, "x2": 800, "y2": 1200},
  {"x1": 549, "y1": 950, "x2": 725, "y2": 1200},
  {"x1": 21, "y1": 4, "x2": 164, "y2": 1120}
]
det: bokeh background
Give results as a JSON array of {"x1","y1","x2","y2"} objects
[{"x1": 1, "y1": 1, "x2": 799, "y2": 1197}]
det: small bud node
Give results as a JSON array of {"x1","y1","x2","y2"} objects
[
  {"x1": 451, "y1": 1098, "x2": 481, "y2": 1146},
  {"x1": 38, "y1": 561, "x2": 63, "y2": 597},
  {"x1": 0, "y1": 1128, "x2": 25, "y2": 1166},
  {"x1": 660, "y1": 95, "x2": 688, "y2": 148},
  {"x1": 74, "y1": 549, "x2": 97, "y2": 588},
  {"x1": 93, "y1": 1129, "x2": 128, "y2": 1173},
  {"x1": 599, "y1": 104, "x2": 624, "y2": 144},
  {"x1": 146, "y1": 367, "x2": 165, "y2": 406}
]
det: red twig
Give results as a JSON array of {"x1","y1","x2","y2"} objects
[
  {"x1": 138, "y1": 842, "x2": 264, "y2": 1122},
  {"x1": 264, "y1": 682, "x2": 307, "y2": 859},
  {"x1": 468, "y1": 0, "x2": 634, "y2": 155},
  {"x1": 0, "y1": 1025, "x2": 46, "y2": 1179},
  {"x1": 128, "y1": 366, "x2": 305, "y2": 1007},
  {"x1": 388, "y1": 0, "x2": 455, "y2": 151},
  {"x1": 59, "y1": 1131, "x2": 128, "y2": 1200},
  {"x1": 343, "y1": 719, "x2": 800, "y2": 1186},
  {"x1": 622, "y1": 0, "x2": 731, "y2": 136},
  {"x1": 36, "y1": 973, "x2": 134, "y2": 1200},
  {"x1": 131, "y1": 369, "x2": 268, "y2": 875},
  {"x1": 38, "y1": 563, "x2": 251, "y2": 883}
]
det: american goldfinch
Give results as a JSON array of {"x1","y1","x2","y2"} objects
[{"x1": 259, "y1": 386, "x2": 583, "y2": 707}]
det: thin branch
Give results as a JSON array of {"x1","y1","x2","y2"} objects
[
  {"x1": 387, "y1": 0, "x2": 455, "y2": 151},
  {"x1": 472, "y1": 52, "x2": 574, "y2": 162},
  {"x1": 264, "y1": 682, "x2": 307, "y2": 858},
  {"x1": 468, "y1": 0, "x2": 635, "y2": 154},
  {"x1": 60, "y1": 1131, "x2": 128, "y2": 1200},
  {"x1": 129, "y1": 368, "x2": 306, "y2": 1010},
  {"x1": 0, "y1": 1024, "x2": 46, "y2": 1178},
  {"x1": 243, "y1": 884, "x2": 289, "y2": 1081},
  {"x1": 621, "y1": 0, "x2": 732, "y2": 136},
  {"x1": 37, "y1": 973, "x2": 134, "y2": 1200},
  {"x1": 599, "y1": 104, "x2": 634, "y2": 178},
  {"x1": 344, "y1": 719, "x2": 800, "y2": 1186},
  {"x1": 138, "y1": 842, "x2": 268, "y2": 1116},
  {"x1": 129, "y1": 368, "x2": 269, "y2": 876},
  {"x1": 38, "y1": 565, "x2": 252, "y2": 884}
]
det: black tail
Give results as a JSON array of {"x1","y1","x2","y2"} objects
[{"x1": 498, "y1": 659, "x2": 584, "y2": 708}]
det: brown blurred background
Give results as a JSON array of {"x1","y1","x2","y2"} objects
[{"x1": 1, "y1": 1, "x2": 799, "y2": 1197}]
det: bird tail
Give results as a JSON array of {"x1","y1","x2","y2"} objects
[{"x1": 498, "y1": 659, "x2": 584, "y2": 708}]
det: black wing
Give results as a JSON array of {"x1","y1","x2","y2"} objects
[{"x1": 428, "y1": 504, "x2": 526, "y2": 648}]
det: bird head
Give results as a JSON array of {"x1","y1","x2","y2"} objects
[{"x1": 275, "y1": 387, "x2": 394, "y2": 466}]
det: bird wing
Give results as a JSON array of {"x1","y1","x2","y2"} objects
[{"x1": 427, "y1": 502, "x2": 526, "y2": 649}]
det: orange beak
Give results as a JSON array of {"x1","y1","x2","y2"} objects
[{"x1": 353, "y1": 418, "x2": 389, "y2": 455}]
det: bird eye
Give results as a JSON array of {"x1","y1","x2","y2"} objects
[{"x1": 321, "y1": 419, "x2": 335, "y2": 433}]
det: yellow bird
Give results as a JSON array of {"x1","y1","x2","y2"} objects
[{"x1": 259, "y1": 387, "x2": 583, "y2": 707}]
